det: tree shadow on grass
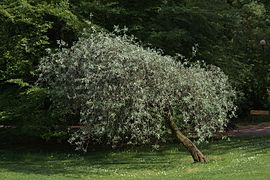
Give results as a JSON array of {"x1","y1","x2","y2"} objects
[{"x1": 0, "y1": 141, "x2": 189, "y2": 177}]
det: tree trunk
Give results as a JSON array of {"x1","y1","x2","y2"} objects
[{"x1": 165, "y1": 109, "x2": 207, "y2": 163}]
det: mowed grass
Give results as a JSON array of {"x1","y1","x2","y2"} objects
[{"x1": 0, "y1": 136, "x2": 270, "y2": 180}]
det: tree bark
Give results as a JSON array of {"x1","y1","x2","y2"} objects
[{"x1": 165, "y1": 109, "x2": 207, "y2": 163}]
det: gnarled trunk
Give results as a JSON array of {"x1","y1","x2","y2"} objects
[{"x1": 165, "y1": 108, "x2": 207, "y2": 163}]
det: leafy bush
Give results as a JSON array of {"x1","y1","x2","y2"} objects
[{"x1": 38, "y1": 29, "x2": 237, "y2": 151}]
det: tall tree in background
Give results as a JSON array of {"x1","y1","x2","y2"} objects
[
  {"x1": 0, "y1": 0, "x2": 83, "y2": 139},
  {"x1": 0, "y1": 0, "x2": 82, "y2": 83}
]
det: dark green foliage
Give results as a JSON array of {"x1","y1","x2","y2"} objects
[
  {"x1": 0, "y1": 80, "x2": 49, "y2": 137},
  {"x1": 0, "y1": 0, "x2": 84, "y2": 140},
  {"x1": 71, "y1": 0, "x2": 235, "y2": 60},
  {"x1": 0, "y1": 80, "x2": 77, "y2": 140},
  {"x1": 0, "y1": 0, "x2": 82, "y2": 82}
]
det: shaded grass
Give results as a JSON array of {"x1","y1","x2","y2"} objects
[{"x1": 0, "y1": 136, "x2": 270, "y2": 179}]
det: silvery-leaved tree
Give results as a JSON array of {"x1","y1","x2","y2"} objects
[{"x1": 38, "y1": 28, "x2": 237, "y2": 163}]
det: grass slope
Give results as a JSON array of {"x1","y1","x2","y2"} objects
[{"x1": 0, "y1": 136, "x2": 270, "y2": 180}]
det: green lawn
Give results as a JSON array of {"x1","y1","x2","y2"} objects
[{"x1": 0, "y1": 136, "x2": 270, "y2": 180}]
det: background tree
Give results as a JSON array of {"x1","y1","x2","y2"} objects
[
  {"x1": 0, "y1": 0, "x2": 83, "y2": 139},
  {"x1": 0, "y1": 0, "x2": 82, "y2": 82}
]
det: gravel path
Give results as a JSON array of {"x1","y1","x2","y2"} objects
[{"x1": 228, "y1": 122, "x2": 270, "y2": 137}]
